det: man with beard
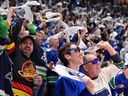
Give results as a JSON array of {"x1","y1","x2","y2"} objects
[{"x1": 8, "y1": 35, "x2": 42, "y2": 96}]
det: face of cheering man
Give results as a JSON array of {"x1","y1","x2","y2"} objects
[
  {"x1": 19, "y1": 38, "x2": 34, "y2": 57},
  {"x1": 82, "y1": 53, "x2": 101, "y2": 78},
  {"x1": 58, "y1": 42, "x2": 84, "y2": 70},
  {"x1": 67, "y1": 44, "x2": 83, "y2": 64},
  {"x1": 35, "y1": 31, "x2": 46, "y2": 44}
]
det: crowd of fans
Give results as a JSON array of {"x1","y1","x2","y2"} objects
[{"x1": 0, "y1": 0, "x2": 128, "y2": 96}]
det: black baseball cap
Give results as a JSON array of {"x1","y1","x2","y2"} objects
[{"x1": 20, "y1": 35, "x2": 35, "y2": 44}]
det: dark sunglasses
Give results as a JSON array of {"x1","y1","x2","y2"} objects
[
  {"x1": 67, "y1": 47, "x2": 81, "y2": 53},
  {"x1": 84, "y1": 57, "x2": 99, "y2": 65}
]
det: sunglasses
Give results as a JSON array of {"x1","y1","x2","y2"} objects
[
  {"x1": 84, "y1": 57, "x2": 99, "y2": 65},
  {"x1": 67, "y1": 47, "x2": 81, "y2": 53}
]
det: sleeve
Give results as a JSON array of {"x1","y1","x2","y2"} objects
[
  {"x1": 120, "y1": 48, "x2": 125, "y2": 59},
  {"x1": 5, "y1": 42, "x2": 15, "y2": 55},
  {"x1": 54, "y1": 77, "x2": 78, "y2": 96},
  {"x1": 9, "y1": 18, "x2": 24, "y2": 44},
  {"x1": 111, "y1": 53, "x2": 124, "y2": 69}
]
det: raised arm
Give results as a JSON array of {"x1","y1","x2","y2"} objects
[
  {"x1": 97, "y1": 41, "x2": 117, "y2": 56},
  {"x1": 6, "y1": 8, "x2": 14, "y2": 25},
  {"x1": 98, "y1": 41, "x2": 123, "y2": 68}
]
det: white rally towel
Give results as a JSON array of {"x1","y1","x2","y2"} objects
[
  {"x1": 46, "y1": 26, "x2": 87, "y2": 49},
  {"x1": 61, "y1": 20, "x2": 69, "y2": 29},
  {"x1": 78, "y1": 39, "x2": 87, "y2": 49},
  {"x1": 46, "y1": 17, "x2": 61, "y2": 23},
  {"x1": 63, "y1": 26, "x2": 88, "y2": 39},
  {"x1": 84, "y1": 45, "x2": 100, "y2": 53},
  {"x1": 0, "y1": 8, "x2": 7, "y2": 15},
  {"x1": 45, "y1": 12, "x2": 62, "y2": 23},
  {"x1": 52, "y1": 64, "x2": 87, "y2": 82},
  {"x1": 47, "y1": 31, "x2": 63, "y2": 41},
  {"x1": 63, "y1": 26, "x2": 87, "y2": 49},
  {"x1": 102, "y1": 16, "x2": 113, "y2": 22},
  {"x1": 1, "y1": 0, "x2": 9, "y2": 8},
  {"x1": 25, "y1": 1, "x2": 40, "y2": 6},
  {"x1": 45, "y1": 12, "x2": 62, "y2": 19},
  {"x1": 14, "y1": 4, "x2": 33, "y2": 21}
]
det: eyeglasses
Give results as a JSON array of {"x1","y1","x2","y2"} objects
[
  {"x1": 84, "y1": 57, "x2": 99, "y2": 65},
  {"x1": 67, "y1": 46, "x2": 81, "y2": 53}
]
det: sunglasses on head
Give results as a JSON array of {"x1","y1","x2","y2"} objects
[
  {"x1": 84, "y1": 57, "x2": 99, "y2": 65},
  {"x1": 67, "y1": 46, "x2": 81, "y2": 53}
]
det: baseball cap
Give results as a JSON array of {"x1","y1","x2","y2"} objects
[{"x1": 20, "y1": 35, "x2": 35, "y2": 44}]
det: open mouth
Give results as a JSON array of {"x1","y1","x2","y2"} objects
[
  {"x1": 25, "y1": 47, "x2": 30, "y2": 51},
  {"x1": 24, "y1": 47, "x2": 31, "y2": 54}
]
